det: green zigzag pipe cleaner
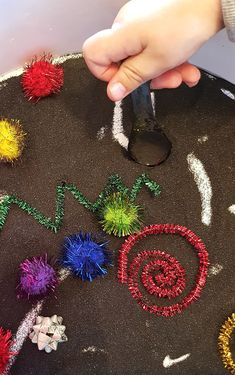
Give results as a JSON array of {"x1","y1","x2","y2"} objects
[{"x1": 0, "y1": 174, "x2": 161, "y2": 235}]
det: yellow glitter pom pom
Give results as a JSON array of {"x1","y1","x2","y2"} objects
[
  {"x1": 218, "y1": 312, "x2": 235, "y2": 374},
  {"x1": 0, "y1": 119, "x2": 26, "y2": 162}
]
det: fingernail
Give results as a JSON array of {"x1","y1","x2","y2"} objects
[
  {"x1": 186, "y1": 81, "x2": 198, "y2": 88},
  {"x1": 109, "y1": 82, "x2": 126, "y2": 101}
]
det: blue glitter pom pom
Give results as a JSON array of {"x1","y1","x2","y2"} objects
[{"x1": 61, "y1": 232, "x2": 112, "y2": 281}]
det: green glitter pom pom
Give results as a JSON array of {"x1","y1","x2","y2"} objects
[{"x1": 100, "y1": 192, "x2": 142, "y2": 237}]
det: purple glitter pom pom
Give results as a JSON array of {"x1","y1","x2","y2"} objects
[{"x1": 17, "y1": 255, "x2": 58, "y2": 299}]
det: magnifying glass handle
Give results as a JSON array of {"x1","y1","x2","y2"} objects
[{"x1": 128, "y1": 82, "x2": 172, "y2": 167}]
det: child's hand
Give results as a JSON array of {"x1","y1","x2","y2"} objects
[{"x1": 83, "y1": 0, "x2": 223, "y2": 101}]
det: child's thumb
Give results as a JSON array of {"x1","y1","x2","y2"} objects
[{"x1": 107, "y1": 53, "x2": 161, "y2": 101}]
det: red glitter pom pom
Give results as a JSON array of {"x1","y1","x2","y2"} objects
[
  {"x1": 21, "y1": 54, "x2": 64, "y2": 101},
  {"x1": 118, "y1": 224, "x2": 209, "y2": 317},
  {"x1": 0, "y1": 327, "x2": 15, "y2": 373}
]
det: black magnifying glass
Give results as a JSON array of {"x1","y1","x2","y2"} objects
[{"x1": 128, "y1": 82, "x2": 172, "y2": 166}]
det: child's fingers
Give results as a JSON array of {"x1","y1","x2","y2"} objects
[
  {"x1": 151, "y1": 70, "x2": 183, "y2": 89},
  {"x1": 82, "y1": 26, "x2": 144, "y2": 82},
  {"x1": 175, "y1": 62, "x2": 201, "y2": 86},
  {"x1": 150, "y1": 63, "x2": 201, "y2": 89},
  {"x1": 84, "y1": 26, "x2": 168, "y2": 101},
  {"x1": 107, "y1": 51, "x2": 166, "y2": 101}
]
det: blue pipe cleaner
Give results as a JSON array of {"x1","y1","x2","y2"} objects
[{"x1": 61, "y1": 232, "x2": 112, "y2": 281}]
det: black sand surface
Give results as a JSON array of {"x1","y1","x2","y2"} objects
[{"x1": 0, "y1": 57, "x2": 234, "y2": 375}]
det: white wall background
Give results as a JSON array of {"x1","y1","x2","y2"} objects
[
  {"x1": 0, "y1": 0, "x2": 126, "y2": 74},
  {"x1": 191, "y1": 30, "x2": 235, "y2": 84},
  {"x1": 0, "y1": 0, "x2": 234, "y2": 84}
]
